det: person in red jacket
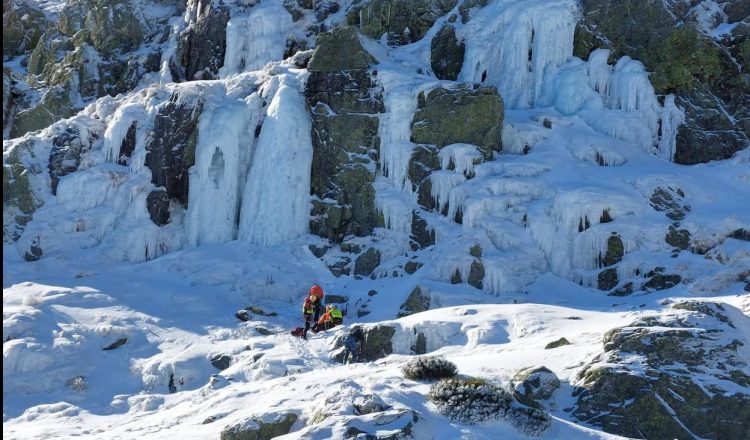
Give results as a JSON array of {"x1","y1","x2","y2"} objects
[{"x1": 302, "y1": 285, "x2": 324, "y2": 339}]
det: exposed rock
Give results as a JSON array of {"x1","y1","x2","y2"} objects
[
  {"x1": 247, "y1": 306, "x2": 278, "y2": 317},
  {"x1": 255, "y1": 327, "x2": 274, "y2": 336},
  {"x1": 352, "y1": 394, "x2": 390, "y2": 415},
  {"x1": 307, "y1": 27, "x2": 375, "y2": 72},
  {"x1": 431, "y1": 24, "x2": 464, "y2": 80},
  {"x1": 410, "y1": 212, "x2": 435, "y2": 249},
  {"x1": 348, "y1": 0, "x2": 458, "y2": 45},
  {"x1": 324, "y1": 295, "x2": 348, "y2": 305},
  {"x1": 102, "y1": 338, "x2": 127, "y2": 350},
  {"x1": 3, "y1": 144, "x2": 40, "y2": 240},
  {"x1": 306, "y1": 35, "x2": 383, "y2": 242},
  {"x1": 411, "y1": 332, "x2": 427, "y2": 355},
  {"x1": 573, "y1": 302, "x2": 750, "y2": 440},
  {"x1": 117, "y1": 122, "x2": 137, "y2": 165},
  {"x1": 665, "y1": 225, "x2": 691, "y2": 250},
  {"x1": 354, "y1": 247, "x2": 381, "y2": 276},
  {"x1": 467, "y1": 260, "x2": 484, "y2": 289},
  {"x1": 360, "y1": 325, "x2": 396, "y2": 361},
  {"x1": 10, "y1": 85, "x2": 75, "y2": 138},
  {"x1": 644, "y1": 269, "x2": 681, "y2": 291},
  {"x1": 411, "y1": 85, "x2": 504, "y2": 159},
  {"x1": 211, "y1": 354, "x2": 232, "y2": 371},
  {"x1": 3, "y1": 1, "x2": 49, "y2": 59},
  {"x1": 146, "y1": 190, "x2": 171, "y2": 226},
  {"x1": 220, "y1": 412, "x2": 298, "y2": 440},
  {"x1": 23, "y1": 236, "x2": 43, "y2": 262},
  {"x1": 649, "y1": 186, "x2": 690, "y2": 221},
  {"x1": 599, "y1": 233, "x2": 623, "y2": 267},
  {"x1": 404, "y1": 260, "x2": 423, "y2": 274},
  {"x1": 235, "y1": 310, "x2": 252, "y2": 322},
  {"x1": 597, "y1": 267, "x2": 618, "y2": 291},
  {"x1": 145, "y1": 93, "x2": 203, "y2": 206},
  {"x1": 511, "y1": 366, "x2": 560, "y2": 408},
  {"x1": 544, "y1": 338, "x2": 570, "y2": 349},
  {"x1": 469, "y1": 244, "x2": 482, "y2": 258},
  {"x1": 177, "y1": 4, "x2": 230, "y2": 80},
  {"x1": 342, "y1": 409, "x2": 419, "y2": 439},
  {"x1": 398, "y1": 285, "x2": 430, "y2": 317},
  {"x1": 408, "y1": 144, "x2": 440, "y2": 211},
  {"x1": 458, "y1": 0, "x2": 489, "y2": 23}
]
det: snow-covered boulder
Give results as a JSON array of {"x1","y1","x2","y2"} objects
[
  {"x1": 220, "y1": 412, "x2": 298, "y2": 440},
  {"x1": 511, "y1": 366, "x2": 560, "y2": 408}
]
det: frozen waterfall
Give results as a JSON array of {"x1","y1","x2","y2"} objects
[{"x1": 238, "y1": 75, "x2": 313, "y2": 246}]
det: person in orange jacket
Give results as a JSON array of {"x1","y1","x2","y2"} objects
[{"x1": 302, "y1": 285, "x2": 324, "y2": 339}]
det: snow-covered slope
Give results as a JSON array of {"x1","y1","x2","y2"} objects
[{"x1": 4, "y1": 0, "x2": 750, "y2": 438}]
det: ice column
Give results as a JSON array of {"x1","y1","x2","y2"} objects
[
  {"x1": 185, "y1": 96, "x2": 258, "y2": 246},
  {"x1": 219, "y1": 3, "x2": 294, "y2": 77},
  {"x1": 658, "y1": 94, "x2": 685, "y2": 161},
  {"x1": 238, "y1": 76, "x2": 313, "y2": 246}
]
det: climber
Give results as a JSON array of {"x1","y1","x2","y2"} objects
[
  {"x1": 312, "y1": 305, "x2": 334, "y2": 333},
  {"x1": 342, "y1": 326, "x2": 365, "y2": 364},
  {"x1": 302, "y1": 285, "x2": 325, "y2": 340},
  {"x1": 329, "y1": 304, "x2": 343, "y2": 326}
]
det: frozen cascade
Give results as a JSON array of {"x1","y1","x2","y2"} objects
[
  {"x1": 607, "y1": 57, "x2": 662, "y2": 139},
  {"x1": 658, "y1": 94, "x2": 686, "y2": 161},
  {"x1": 219, "y1": 3, "x2": 294, "y2": 77},
  {"x1": 460, "y1": 0, "x2": 579, "y2": 108},
  {"x1": 378, "y1": 74, "x2": 420, "y2": 192},
  {"x1": 374, "y1": 180, "x2": 413, "y2": 234},
  {"x1": 185, "y1": 95, "x2": 260, "y2": 246},
  {"x1": 238, "y1": 75, "x2": 313, "y2": 246},
  {"x1": 430, "y1": 171, "x2": 466, "y2": 214}
]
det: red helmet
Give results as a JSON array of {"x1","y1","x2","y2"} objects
[{"x1": 310, "y1": 285, "x2": 324, "y2": 298}]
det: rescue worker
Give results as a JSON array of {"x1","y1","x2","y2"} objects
[
  {"x1": 329, "y1": 304, "x2": 343, "y2": 326},
  {"x1": 302, "y1": 285, "x2": 324, "y2": 339}
]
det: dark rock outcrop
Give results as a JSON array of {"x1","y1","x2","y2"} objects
[
  {"x1": 398, "y1": 285, "x2": 430, "y2": 317},
  {"x1": 177, "y1": 4, "x2": 230, "y2": 80},
  {"x1": 511, "y1": 366, "x2": 560, "y2": 408},
  {"x1": 347, "y1": 0, "x2": 458, "y2": 45},
  {"x1": 411, "y1": 85, "x2": 504, "y2": 159},
  {"x1": 431, "y1": 25, "x2": 464, "y2": 80},
  {"x1": 354, "y1": 247, "x2": 381, "y2": 276},
  {"x1": 306, "y1": 27, "x2": 383, "y2": 241},
  {"x1": 146, "y1": 190, "x2": 171, "y2": 226},
  {"x1": 145, "y1": 94, "x2": 203, "y2": 206}
]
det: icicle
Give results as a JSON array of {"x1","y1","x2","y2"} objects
[
  {"x1": 238, "y1": 76, "x2": 312, "y2": 246},
  {"x1": 374, "y1": 184, "x2": 413, "y2": 234},
  {"x1": 438, "y1": 144, "x2": 483, "y2": 177},
  {"x1": 587, "y1": 49, "x2": 612, "y2": 95},
  {"x1": 658, "y1": 94, "x2": 685, "y2": 162},
  {"x1": 430, "y1": 171, "x2": 465, "y2": 214}
]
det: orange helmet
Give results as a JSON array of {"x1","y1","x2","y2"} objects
[{"x1": 310, "y1": 285, "x2": 324, "y2": 298}]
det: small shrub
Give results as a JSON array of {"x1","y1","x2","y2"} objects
[
  {"x1": 506, "y1": 404, "x2": 551, "y2": 437},
  {"x1": 428, "y1": 377, "x2": 511, "y2": 424},
  {"x1": 402, "y1": 356, "x2": 458, "y2": 381}
]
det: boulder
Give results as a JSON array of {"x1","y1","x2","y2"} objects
[
  {"x1": 307, "y1": 27, "x2": 375, "y2": 72},
  {"x1": 467, "y1": 260, "x2": 484, "y2": 289},
  {"x1": 360, "y1": 325, "x2": 396, "y2": 361},
  {"x1": 411, "y1": 85, "x2": 504, "y2": 159},
  {"x1": 410, "y1": 212, "x2": 435, "y2": 249},
  {"x1": 398, "y1": 285, "x2": 431, "y2": 317},
  {"x1": 665, "y1": 225, "x2": 691, "y2": 250},
  {"x1": 354, "y1": 247, "x2": 381, "y2": 276},
  {"x1": 102, "y1": 337, "x2": 127, "y2": 350},
  {"x1": 544, "y1": 337, "x2": 570, "y2": 349},
  {"x1": 511, "y1": 366, "x2": 560, "y2": 408},
  {"x1": 211, "y1": 354, "x2": 232, "y2": 371},
  {"x1": 573, "y1": 301, "x2": 750, "y2": 440},
  {"x1": 352, "y1": 394, "x2": 390, "y2": 415},
  {"x1": 431, "y1": 25, "x2": 464, "y2": 80},
  {"x1": 596, "y1": 268, "x2": 618, "y2": 291},
  {"x1": 220, "y1": 412, "x2": 298, "y2": 440}
]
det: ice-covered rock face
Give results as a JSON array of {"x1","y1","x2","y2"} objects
[{"x1": 3, "y1": 0, "x2": 749, "y2": 299}]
